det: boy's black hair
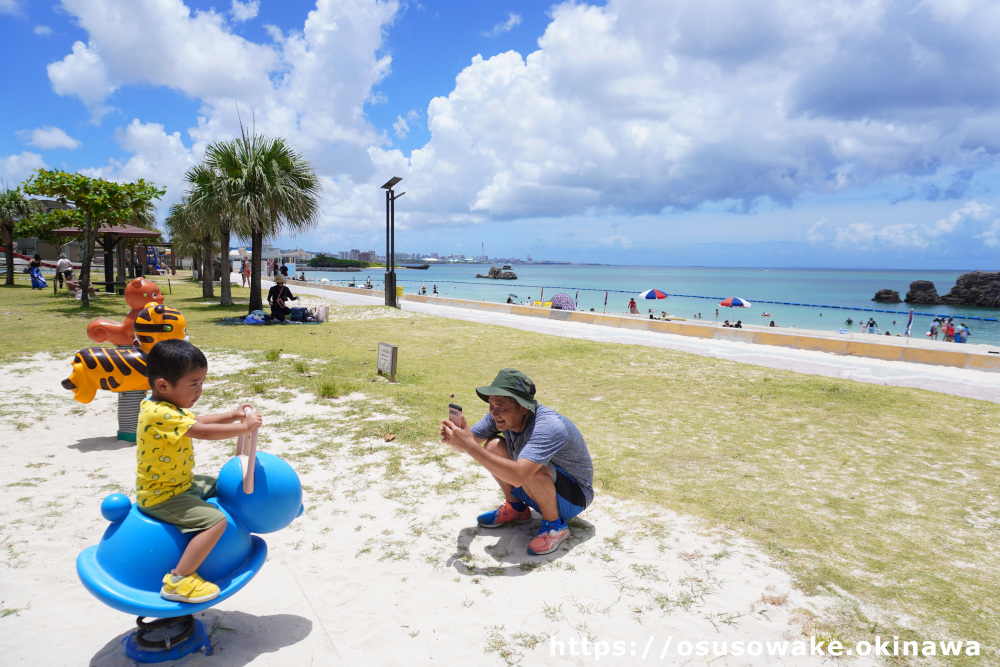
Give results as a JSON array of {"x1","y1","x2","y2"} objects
[{"x1": 146, "y1": 339, "x2": 207, "y2": 386}]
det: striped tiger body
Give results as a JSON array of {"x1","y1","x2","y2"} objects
[
  {"x1": 62, "y1": 348, "x2": 149, "y2": 404},
  {"x1": 63, "y1": 303, "x2": 188, "y2": 404}
]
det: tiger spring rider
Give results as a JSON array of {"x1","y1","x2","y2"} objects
[
  {"x1": 63, "y1": 302, "x2": 186, "y2": 400},
  {"x1": 64, "y1": 301, "x2": 186, "y2": 441}
]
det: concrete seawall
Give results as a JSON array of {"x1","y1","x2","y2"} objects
[{"x1": 306, "y1": 283, "x2": 1000, "y2": 373}]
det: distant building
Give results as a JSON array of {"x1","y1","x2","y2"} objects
[
  {"x1": 349, "y1": 249, "x2": 360, "y2": 260},
  {"x1": 357, "y1": 250, "x2": 376, "y2": 262},
  {"x1": 286, "y1": 249, "x2": 314, "y2": 263}
]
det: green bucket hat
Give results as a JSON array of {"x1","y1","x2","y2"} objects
[{"x1": 476, "y1": 369, "x2": 538, "y2": 413}]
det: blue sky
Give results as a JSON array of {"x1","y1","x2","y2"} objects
[{"x1": 2, "y1": 0, "x2": 1000, "y2": 269}]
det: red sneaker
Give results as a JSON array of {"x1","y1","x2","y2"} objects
[
  {"x1": 477, "y1": 502, "x2": 531, "y2": 528},
  {"x1": 527, "y1": 525, "x2": 570, "y2": 555}
]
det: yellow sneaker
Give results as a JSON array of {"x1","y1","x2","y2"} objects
[{"x1": 160, "y1": 571, "x2": 220, "y2": 603}]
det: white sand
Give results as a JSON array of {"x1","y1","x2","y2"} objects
[{"x1": 0, "y1": 352, "x2": 881, "y2": 666}]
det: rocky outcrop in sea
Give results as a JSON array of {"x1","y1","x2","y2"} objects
[
  {"x1": 872, "y1": 289, "x2": 901, "y2": 303},
  {"x1": 939, "y1": 271, "x2": 1000, "y2": 307},
  {"x1": 904, "y1": 280, "x2": 942, "y2": 304},
  {"x1": 476, "y1": 266, "x2": 517, "y2": 280},
  {"x1": 901, "y1": 271, "x2": 1000, "y2": 307}
]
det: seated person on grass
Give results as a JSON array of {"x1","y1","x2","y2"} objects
[
  {"x1": 267, "y1": 274, "x2": 299, "y2": 322},
  {"x1": 64, "y1": 278, "x2": 98, "y2": 296},
  {"x1": 137, "y1": 339, "x2": 262, "y2": 603},
  {"x1": 439, "y1": 369, "x2": 594, "y2": 556}
]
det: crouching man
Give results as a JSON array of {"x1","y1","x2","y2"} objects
[{"x1": 440, "y1": 369, "x2": 594, "y2": 556}]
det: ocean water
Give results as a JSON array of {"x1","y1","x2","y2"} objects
[{"x1": 303, "y1": 265, "x2": 1000, "y2": 346}]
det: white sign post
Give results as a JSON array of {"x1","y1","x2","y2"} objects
[{"x1": 377, "y1": 342, "x2": 398, "y2": 383}]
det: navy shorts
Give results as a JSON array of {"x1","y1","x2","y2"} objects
[{"x1": 511, "y1": 462, "x2": 589, "y2": 520}]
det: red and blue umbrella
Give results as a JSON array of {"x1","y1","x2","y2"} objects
[
  {"x1": 639, "y1": 289, "x2": 668, "y2": 299},
  {"x1": 719, "y1": 296, "x2": 752, "y2": 308}
]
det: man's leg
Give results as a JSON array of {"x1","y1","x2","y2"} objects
[
  {"x1": 519, "y1": 466, "x2": 559, "y2": 521},
  {"x1": 478, "y1": 438, "x2": 532, "y2": 528},
  {"x1": 482, "y1": 437, "x2": 518, "y2": 503}
]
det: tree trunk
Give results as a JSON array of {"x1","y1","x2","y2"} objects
[
  {"x1": 79, "y1": 211, "x2": 95, "y2": 307},
  {"x1": 116, "y1": 242, "x2": 126, "y2": 286},
  {"x1": 219, "y1": 224, "x2": 232, "y2": 306},
  {"x1": 249, "y1": 230, "x2": 263, "y2": 312},
  {"x1": 2, "y1": 223, "x2": 13, "y2": 286},
  {"x1": 201, "y1": 233, "x2": 214, "y2": 298}
]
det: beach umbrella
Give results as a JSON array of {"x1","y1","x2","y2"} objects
[
  {"x1": 639, "y1": 288, "x2": 667, "y2": 299},
  {"x1": 508, "y1": 293, "x2": 518, "y2": 298},
  {"x1": 719, "y1": 296, "x2": 752, "y2": 308},
  {"x1": 550, "y1": 293, "x2": 576, "y2": 311}
]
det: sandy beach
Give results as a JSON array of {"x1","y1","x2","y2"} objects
[{"x1": 3, "y1": 280, "x2": 992, "y2": 665}]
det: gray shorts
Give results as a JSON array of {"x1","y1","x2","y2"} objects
[{"x1": 138, "y1": 475, "x2": 225, "y2": 533}]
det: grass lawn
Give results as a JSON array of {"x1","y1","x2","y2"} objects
[{"x1": 2, "y1": 273, "x2": 997, "y2": 661}]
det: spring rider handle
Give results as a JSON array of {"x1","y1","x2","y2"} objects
[{"x1": 234, "y1": 407, "x2": 258, "y2": 494}]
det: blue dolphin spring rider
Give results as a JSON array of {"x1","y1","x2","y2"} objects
[{"x1": 76, "y1": 412, "x2": 304, "y2": 662}]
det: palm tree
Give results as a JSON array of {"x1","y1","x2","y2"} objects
[
  {"x1": 205, "y1": 129, "x2": 320, "y2": 312},
  {"x1": 185, "y1": 163, "x2": 245, "y2": 306},
  {"x1": 0, "y1": 186, "x2": 40, "y2": 286},
  {"x1": 164, "y1": 198, "x2": 216, "y2": 298}
]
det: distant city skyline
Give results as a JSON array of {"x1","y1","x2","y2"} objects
[{"x1": 3, "y1": 1, "x2": 1000, "y2": 270}]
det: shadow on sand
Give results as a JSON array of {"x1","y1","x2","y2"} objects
[
  {"x1": 447, "y1": 516, "x2": 596, "y2": 576},
  {"x1": 89, "y1": 610, "x2": 314, "y2": 666},
  {"x1": 70, "y1": 435, "x2": 135, "y2": 453}
]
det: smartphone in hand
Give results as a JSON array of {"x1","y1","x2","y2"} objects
[{"x1": 448, "y1": 403, "x2": 463, "y2": 426}]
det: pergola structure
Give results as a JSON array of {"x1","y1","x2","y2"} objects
[{"x1": 51, "y1": 223, "x2": 167, "y2": 292}]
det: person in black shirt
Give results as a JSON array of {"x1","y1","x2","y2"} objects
[{"x1": 267, "y1": 274, "x2": 298, "y2": 321}]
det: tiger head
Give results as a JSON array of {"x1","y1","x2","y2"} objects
[{"x1": 133, "y1": 303, "x2": 188, "y2": 353}]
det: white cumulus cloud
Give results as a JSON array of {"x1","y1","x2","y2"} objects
[
  {"x1": 1, "y1": 152, "x2": 46, "y2": 185},
  {"x1": 42, "y1": 0, "x2": 1000, "y2": 259},
  {"x1": 805, "y1": 201, "x2": 999, "y2": 253},
  {"x1": 48, "y1": 0, "x2": 279, "y2": 121},
  {"x1": 230, "y1": 0, "x2": 259, "y2": 22},
  {"x1": 368, "y1": 0, "x2": 1000, "y2": 237},
  {"x1": 17, "y1": 126, "x2": 82, "y2": 150}
]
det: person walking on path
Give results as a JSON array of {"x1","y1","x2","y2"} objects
[{"x1": 439, "y1": 369, "x2": 594, "y2": 556}]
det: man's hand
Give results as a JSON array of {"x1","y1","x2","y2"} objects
[{"x1": 440, "y1": 414, "x2": 476, "y2": 453}]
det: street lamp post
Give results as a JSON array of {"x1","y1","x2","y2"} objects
[{"x1": 381, "y1": 176, "x2": 404, "y2": 307}]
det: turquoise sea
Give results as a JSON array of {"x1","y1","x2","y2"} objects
[{"x1": 302, "y1": 264, "x2": 1000, "y2": 346}]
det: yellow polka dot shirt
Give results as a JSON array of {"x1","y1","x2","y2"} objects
[{"x1": 136, "y1": 399, "x2": 198, "y2": 508}]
